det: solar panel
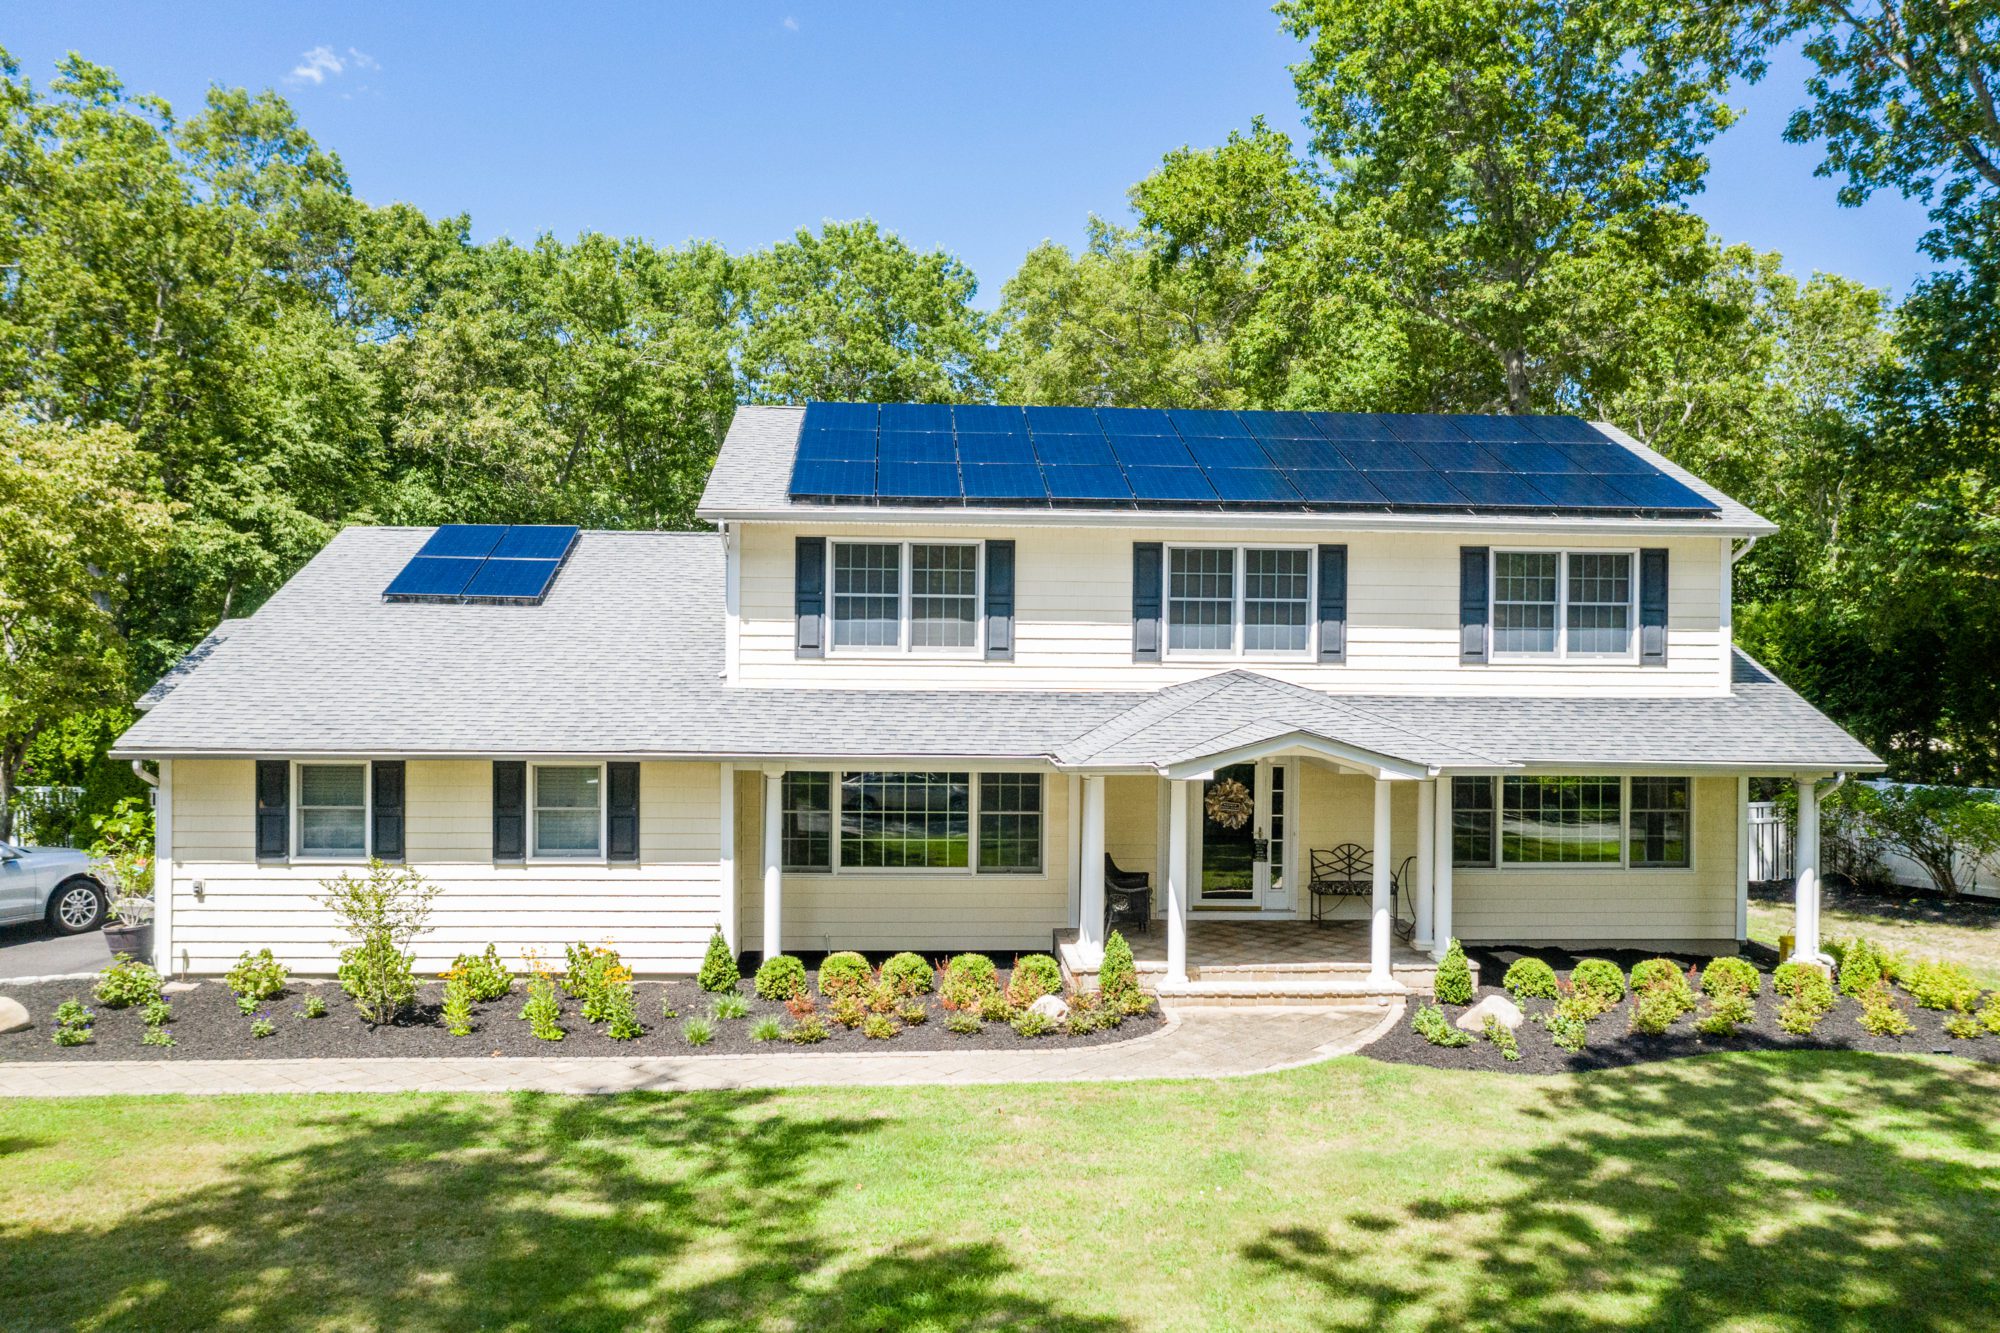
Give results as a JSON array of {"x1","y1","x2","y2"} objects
[
  {"x1": 1184, "y1": 436, "x2": 1269, "y2": 470},
  {"x1": 789, "y1": 458, "x2": 875, "y2": 496},
  {"x1": 879, "y1": 431, "x2": 957, "y2": 464},
  {"x1": 1362, "y1": 470, "x2": 1469, "y2": 506},
  {"x1": 1042, "y1": 464, "x2": 1131, "y2": 500},
  {"x1": 952, "y1": 404, "x2": 1027, "y2": 433},
  {"x1": 1385, "y1": 415, "x2": 1468, "y2": 443},
  {"x1": 957, "y1": 432, "x2": 1035, "y2": 464},
  {"x1": 1307, "y1": 412, "x2": 1398, "y2": 441},
  {"x1": 1033, "y1": 434, "x2": 1115, "y2": 467},
  {"x1": 1095, "y1": 407, "x2": 1174, "y2": 435},
  {"x1": 1335, "y1": 440, "x2": 1420, "y2": 471},
  {"x1": 877, "y1": 459, "x2": 960, "y2": 498},
  {"x1": 1604, "y1": 472, "x2": 1713, "y2": 509},
  {"x1": 1242, "y1": 410, "x2": 1320, "y2": 439},
  {"x1": 1409, "y1": 440, "x2": 1503, "y2": 472},
  {"x1": 1286, "y1": 469, "x2": 1385, "y2": 504},
  {"x1": 1167, "y1": 409, "x2": 1248, "y2": 438},
  {"x1": 1557, "y1": 441, "x2": 1654, "y2": 475},
  {"x1": 796, "y1": 428, "x2": 878, "y2": 461},
  {"x1": 1259, "y1": 437, "x2": 1344, "y2": 470},
  {"x1": 490, "y1": 525, "x2": 579, "y2": 561},
  {"x1": 800, "y1": 401, "x2": 877, "y2": 430},
  {"x1": 1449, "y1": 414, "x2": 1539, "y2": 443},
  {"x1": 1438, "y1": 471, "x2": 1549, "y2": 507},
  {"x1": 1489, "y1": 441, "x2": 1584, "y2": 473},
  {"x1": 1518, "y1": 472, "x2": 1632, "y2": 507},
  {"x1": 1206, "y1": 468, "x2": 1300, "y2": 502},
  {"x1": 1106, "y1": 435, "x2": 1195, "y2": 468},
  {"x1": 465, "y1": 558, "x2": 561, "y2": 601},
  {"x1": 879, "y1": 403, "x2": 953, "y2": 432},
  {"x1": 1124, "y1": 466, "x2": 1216, "y2": 502},
  {"x1": 961, "y1": 463, "x2": 1047, "y2": 501},
  {"x1": 1521, "y1": 415, "x2": 1601, "y2": 443},
  {"x1": 416, "y1": 525, "x2": 506, "y2": 559},
  {"x1": 1025, "y1": 405, "x2": 1101, "y2": 433},
  {"x1": 385, "y1": 555, "x2": 481, "y2": 599}
]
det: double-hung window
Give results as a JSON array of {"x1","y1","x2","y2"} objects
[
  {"x1": 1166, "y1": 545, "x2": 1312, "y2": 656},
  {"x1": 532, "y1": 763, "x2": 603, "y2": 859},
  {"x1": 296, "y1": 762, "x2": 368, "y2": 859},
  {"x1": 1450, "y1": 775, "x2": 1690, "y2": 869},
  {"x1": 779, "y1": 770, "x2": 1044, "y2": 874},
  {"x1": 1491, "y1": 550, "x2": 1636, "y2": 659},
  {"x1": 830, "y1": 541, "x2": 980, "y2": 653}
]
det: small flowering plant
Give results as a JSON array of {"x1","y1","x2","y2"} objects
[{"x1": 89, "y1": 798, "x2": 156, "y2": 925}]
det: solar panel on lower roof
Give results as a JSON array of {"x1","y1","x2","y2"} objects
[
  {"x1": 800, "y1": 401, "x2": 877, "y2": 430},
  {"x1": 1168, "y1": 409, "x2": 1248, "y2": 437},
  {"x1": 961, "y1": 464, "x2": 1047, "y2": 501},
  {"x1": 1285, "y1": 469, "x2": 1384, "y2": 503},
  {"x1": 1025, "y1": 405, "x2": 1101, "y2": 433},
  {"x1": 1361, "y1": 470, "x2": 1469, "y2": 506},
  {"x1": 796, "y1": 427, "x2": 878, "y2": 461},
  {"x1": 416, "y1": 524, "x2": 506, "y2": 559},
  {"x1": 957, "y1": 432, "x2": 1035, "y2": 464},
  {"x1": 1184, "y1": 436, "x2": 1269, "y2": 470},
  {"x1": 465, "y1": 558, "x2": 561, "y2": 601},
  {"x1": 1095, "y1": 407, "x2": 1174, "y2": 435},
  {"x1": 789, "y1": 458, "x2": 875, "y2": 496},
  {"x1": 1124, "y1": 466, "x2": 1216, "y2": 501},
  {"x1": 1042, "y1": 464, "x2": 1130, "y2": 500},
  {"x1": 1206, "y1": 468, "x2": 1299, "y2": 502},
  {"x1": 490, "y1": 525, "x2": 579, "y2": 561},
  {"x1": 879, "y1": 403, "x2": 953, "y2": 432},
  {"x1": 952, "y1": 404, "x2": 1028, "y2": 432},
  {"x1": 879, "y1": 432, "x2": 957, "y2": 463},
  {"x1": 1033, "y1": 434, "x2": 1115, "y2": 467},
  {"x1": 877, "y1": 459, "x2": 960, "y2": 498},
  {"x1": 385, "y1": 555, "x2": 482, "y2": 599}
]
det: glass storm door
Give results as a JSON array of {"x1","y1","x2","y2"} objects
[{"x1": 1199, "y1": 761, "x2": 1288, "y2": 905}]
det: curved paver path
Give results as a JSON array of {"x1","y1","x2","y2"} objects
[{"x1": 0, "y1": 1003, "x2": 1402, "y2": 1097}]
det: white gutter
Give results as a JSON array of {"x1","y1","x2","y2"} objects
[{"x1": 1731, "y1": 536, "x2": 1760, "y2": 564}]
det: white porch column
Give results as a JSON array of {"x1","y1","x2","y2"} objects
[
  {"x1": 1735, "y1": 775, "x2": 1751, "y2": 943},
  {"x1": 1166, "y1": 777, "x2": 1190, "y2": 985},
  {"x1": 1370, "y1": 776, "x2": 1393, "y2": 983},
  {"x1": 718, "y1": 763, "x2": 737, "y2": 954},
  {"x1": 761, "y1": 767, "x2": 783, "y2": 961},
  {"x1": 1432, "y1": 776, "x2": 1454, "y2": 962},
  {"x1": 1078, "y1": 775, "x2": 1107, "y2": 959},
  {"x1": 1794, "y1": 774, "x2": 1825, "y2": 964},
  {"x1": 1065, "y1": 773, "x2": 1083, "y2": 932},
  {"x1": 1414, "y1": 776, "x2": 1436, "y2": 952},
  {"x1": 152, "y1": 759, "x2": 173, "y2": 977}
]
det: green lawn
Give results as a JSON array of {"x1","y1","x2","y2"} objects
[
  {"x1": 3, "y1": 1054, "x2": 1997, "y2": 1330},
  {"x1": 1750, "y1": 886, "x2": 2000, "y2": 989}
]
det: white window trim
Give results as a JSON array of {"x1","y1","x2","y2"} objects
[
  {"x1": 1162, "y1": 542, "x2": 1316, "y2": 662},
  {"x1": 527, "y1": 760, "x2": 608, "y2": 864},
  {"x1": 291, "y1": 760, "x2": 371, "y2": 863},
  {"x1": 1453, "y1": 774, "x2": 1695, "y2": 871},
  {"x1": 783, "y1": 768, "x2": 1046, "y2": 876},
  {"x1": 1489, "y1": 547, "x2": 1641, "y2": 664},
  {"x1": 827, "y1": 540, "x2": 984, "y2": 658}
]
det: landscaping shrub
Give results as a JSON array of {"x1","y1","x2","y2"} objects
[
  {"x1": 1535, "y1": 993, "x2": 1592, "y2": 1053},
  {"x1": 682, "y1": 1016, "x2": 715, "y2": 1046},
  {"x1": 754, "y1": 954, "x2": 807, "y2": 1002},
  {"x1": 865, "y1": 980, "x2": 899, "y2": 1015},
  {"x1": 1944, "y1": 1012, "x2": 1983, "y2": 1040},
  {"x1": 563, "y1": 943, "x2": 625, "y2": 1002},
  {"x1": 1904, "y1": 959, "x2": 1981, "y2": 1013},
  {"x1": 787, "y1": 1015, "x2": 831, "y2": 1044},
  {"x1": 1412, "y1": 1003, "x2": 1471, "y2": 1047},
  {"x1": 51, "y1": 999, "x2": 92, "y2": 1047},
  {"x1": 1502, "y1": 957, "x2": 1559, "y2": 1001},
  {"x1": 1007, "y1": 953, "x2": 1063, "y2": 1005},
  {"x1": 236, "y1": 993, "x2": 261, "y2": 1016},
  {"x1": 1629, "y1": 977, "x2": 1691, "y2": 1035},
  {"x1": 1699, "y1": 956, "x2": 1761, "y2": 999},
  {"x1": 1113, "y1": 988, "x2": 1153, "y2": 1017},
  {"x1": 249, "y1": 1016, "x2": 276, "y2": 1039},
  {"x1": 697, "y1": 930, "x2": 739, "y2": 993},
  {"x1": 1775, "y1": 961, "x2": 1835, "y2": 1034},
  {"x1": 818, "y1": 951, "x2": 873, "y2": 998},
  {"x1": 603, "y1": 987, "x2": 644, "y2": 1040},
  {"x1": 94, "y1": 955, "x2": 162, "y2": 1009},
  {"x1": 319, "y1": 861, "x2": 438, "y2": 1024},
  {"x1": 577, "y1": 956, "x2": 637, "y2": 1025},
  {"x1": 1432, "y1": 939, "x2": 1473, "y2": 1005},
  {"x1": 450, "y1": 945, "x2": 513, "y2": 1002},
  {"x1": 1569, "y1": 958, "x2": 1626, "y2": 1009},
  {"x1": 1098, "y1": 930, "x2": 1140, "y2": 1004},
  {"x1": 861, "y1": 1013, "x2": 898, "y2": 1040},
  {"x1": 141, "y1": 1027, "x2": 175, "y2": 1048},
  {"x1": 520, "y1": 970, "x2": 564, "y2": 1041},
  {"x1": 1483, "y1": 1015, "x2": 1521, "y2": 1061},
  {"x1": 945, "y1": 1010, "x2": 982, "y2": 1035},
  {"x1": 1011, "y1": 1008, "x2": 1056, "y2": 1038},
  {"x1": 711, "y1": 993, "x2": 749, "y2": 1020},
  {"x1": 831, "y1": 993, "x2": 868, "y2": 1028},
  {"x1": 977, "y1": 991, "x2": 1016, "y2": 1023},
  {"x1": 881, "y1": 951, "x2": 934, "y2": 996},
  {"x1": 301, "y1": 994, "x2": 328, "y2": 1019},
  {"x1": 1834, "y1": 936, "x2": 1884, "y2": 997},
  {"x1": 226, "y1": 948, "x2": 289, "y2": 1003},
  {"x1": 939, "y1": 953, "x2": 999, "y2": 1009},
  {"x1": 1859, "y1": 983, "x2": 1915, "y2": 1036},
  {"x1": 782, "y1": 991, "x2": 816, "y2": 1019},
  {"x1": 750, "y1": 1017, "x2": 782, "y2": 1042},
  {"x1": 896, "y1": 1000, "x2": 927, "y2": 1026},
  {"x1": 142, "y1": 998, "x2": 171, "y2": 1028},
  {"x1": 1695, "y1": 992, "x2": 1754, "y2": 1037},
  {"x1": 1981, "y1": 996, "x2": 2000, "y2": 1036},
  {"x1": 442, "y1": 973, "x2": 474, "y2": 1036}
]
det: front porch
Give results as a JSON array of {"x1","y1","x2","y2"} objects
[{"x1": 1058, "y1": 920, "x2": 1469, "y2": 1005}]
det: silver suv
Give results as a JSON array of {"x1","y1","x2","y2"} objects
[{"x1": 0, "y1": 842, "x2": 106, "y2": 934}]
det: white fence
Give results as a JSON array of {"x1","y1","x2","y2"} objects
[{"x1": 1747, "y1": 802, "x2": 1793, "y2": 883}]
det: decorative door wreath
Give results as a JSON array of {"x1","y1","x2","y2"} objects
[{"x1": 1204, "y1": 777, "x2": 1254, "y2": 830}]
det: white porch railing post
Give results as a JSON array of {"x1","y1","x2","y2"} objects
[
  {"x1": 761, "y1": 767, "x2": 784, "y2": 961},
  {"x1": 1794, "y1": 774, "x2": 1824, "y2": 964},
  {"x1": 1078, "y1": 775, "x2": 1107, "y2": 960},
  {"x1": 1166, "y1": 778, "x2": 1189, "y2": 986},
  {"x1": 1370, "y1": 776, "x2": 1393, "y2": 983},
  {"x1": 1414, "y1": 775, "x2": 1435, "y2": 952},
  {"x1": 1431, "y1": 776, "x2": 1453, "y2": 962}
]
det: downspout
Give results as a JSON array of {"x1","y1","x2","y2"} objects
[
  {"x1": 1730, "y1": 536, "x2": 1759, "y2": 565},
  {"x1": 132, "y1": 760, "x2": 159, "y2": 788}
]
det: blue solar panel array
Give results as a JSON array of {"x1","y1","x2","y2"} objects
[
  {"x1": 786, "y1": 404, "x2": 1719, "y2": 515},
  {"x1": 383, "y1": 525, "x2": 580, "y2": 604}
]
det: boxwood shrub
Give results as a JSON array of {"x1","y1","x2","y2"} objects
[
  {"x1": 1432, "y1": 939, "x2": 1473, "y2": 1005},
  {"x1": 880, "y1": 951, "x2": 934, "y2": 997},
  {"x1": 1501, "y1": 957, "x2": 1559, "y2": 1001},
  {"x1": 754, "y1": 954, "x2": 808, "y2": 1002},
  {"x1": 1569, "y1": 958, "x2": 1626, "y2": 1009},
  {"x1": 1699, "y1": 955, "x2": 1760, "y2": 999},
  {"x1": 818, "y1": 951, "x2": 873, "y2": 998},
  {"x1": 1007, "y1": 953, "x2": 1063, "y2": 1003}
]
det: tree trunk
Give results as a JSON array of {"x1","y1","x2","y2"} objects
[
  {"x1": 1502, "y1": 348, "x2": 1531, "y2": 412},
  {"x1": 0, "y1": 751, "x2": 15, "y2": 844}
]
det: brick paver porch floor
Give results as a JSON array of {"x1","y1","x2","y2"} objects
[
  {"x1": 0, "y1": 1005, "x2": 1401, "y2": 1098},
  {"x1": 1117, "y1": 919, "x2": 1436, "y2": 971}
]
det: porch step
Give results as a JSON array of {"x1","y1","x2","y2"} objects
[{"x1": 1156, "y1": 979, "x2": 1408, "y2": 1008}]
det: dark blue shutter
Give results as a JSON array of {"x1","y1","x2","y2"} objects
[
  {"x1": 255, "y1": 760, "x2": 288, "y2": 860},
  {"x1": 1132, "y1": 543, "x2": 1164, "y2": 661},
  {"x1": 1639, "y1": 548, "x2": 1669, "y2": 666},
  {"x1": 1459, "y1": 547, "x2": 1490, "y2": 664},
  {"x1": 984, "y1": 540, "x2": 1015, "y2": 661},
  {"x1": 492, "y1": 761, "x2": 526, "y2": 863},
  {"x1": 606, "y1": 762, "x2": 639, "y2": 862},
  {"x1": 371, "y1": 761, "x2": 405, "y2": 863},
  {"x1": 795, "y1": 536, "x2": 826, "y2": 659},
  {"x1": 1317, "y1": 544, "x2": 1348, "y2": 663}
]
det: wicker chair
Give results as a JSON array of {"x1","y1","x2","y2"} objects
[{"x1": 1104, "y1": 854, "x2": 1152, "y2": 935}]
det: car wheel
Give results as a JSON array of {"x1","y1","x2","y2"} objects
[{"x1": 46, "y1": 878, "x2": 105, "y2": 935}]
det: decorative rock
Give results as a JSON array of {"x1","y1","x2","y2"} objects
[
  {"x1": 163, "y1": 981, "x2": 200, "y2": 993},
  {"x1": 1028, "y1": 994, "x2": 1069, "y2": 1022},
  {"x1": 1455, "y1": 993, "x2": 1524, "y2": 1033},
  {"x1": 0, "y1": 996, "x2": 29, "y2": 1034}
]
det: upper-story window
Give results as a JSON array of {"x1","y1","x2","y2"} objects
[
  {"x1": 1166, "y1": 545, "x2": 1312, "y2": 657},
  {"x1": 296, "y1": 762, "x2": 368, "y2": 859},
  {"x1": 831, "y1": 541, "x2": 981, "y2": 653},
  {"x1": 1491, "y1": 549, "x2": 1634, "y2": 659}
]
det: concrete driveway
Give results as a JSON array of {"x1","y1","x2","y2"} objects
[{"x1": 0, "y1": 921, "x2": 111, "y2": 980}]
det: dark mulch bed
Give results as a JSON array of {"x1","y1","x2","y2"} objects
[
  {"x1": 1363, "y1": 945, "x2": 2000, "y2": 1076},
  {"x1": 0, "y1": 970, "x2": 1162, "y2": 1063}
]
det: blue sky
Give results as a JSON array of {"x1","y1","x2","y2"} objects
[{"x1": 7, "y1": 2, "x2": 1939, "y2": 306}]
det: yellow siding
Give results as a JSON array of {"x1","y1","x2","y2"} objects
[{"x1": 736, "y1": 520, "x2": 1731, "y2": 696}]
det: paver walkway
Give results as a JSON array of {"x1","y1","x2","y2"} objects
[{"x1": 0, "y1": 1004, "x2": 1399, "y2": 1097}]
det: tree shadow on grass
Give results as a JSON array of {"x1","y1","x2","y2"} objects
[
  {"x1": 0, "y1": 1090, "x2": 1127, "y2": 1332},
  {"x1": 1244, "y1": 1053, "x2": 2000, "y2": 1330}
]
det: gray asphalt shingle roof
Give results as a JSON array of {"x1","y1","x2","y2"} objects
[{"x1": 115, "y1": 524, "x2": 1881, "y2": 772}]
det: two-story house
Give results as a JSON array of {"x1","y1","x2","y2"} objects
[{"x1": 113, "y1": 404, "x2": 1882, "y2": 1002}]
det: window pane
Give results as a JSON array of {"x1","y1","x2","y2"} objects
[
  {"x1": 1502, "y1": 776, "x2": 1622, "y2": 864},
  {"x1": 301, "y1": 808, "x2": 366, "y2": 857},
  {"x1": 1493, "y1": 552, "x2": 1558, "y2": 655},
  {"x1": 910, "y1": 544, "x2": 978, "y2": 649},
  {"x1": 1268, "y1": 763, "x2": 1286, "y2": 888},
  {"x1": 1168, "y1": 547, "x2": 1235, "y2": 651},
  {"x1": 300, "y1": 764, "x2": 365, "y2": 808},
  {"x1": 842, "y1": 772, "x2": 970, "y2": 869},
  {"x1": 1452, "y1": 776, "x2": 1494, "y2": 867},
  {"x1": 1629, "y1": 776, "x2": 1691, "y2": 867},
  {"x1": 832, "y1": 543, "x2": 901, "y2": 648},
  {"x1": 298, "y1": 763, "x2": 366, "y2": 856},
  {"x1": 1242, "y1": 548, "x2": 1311, "y2": 653},
  {"x1": 535, "y1": 765, "x2": 601, "y2": 857},
  {"x1": 977, "y1": 773, "x2": 1042, "y2": 873},
  {"x1": 782, "y1": 771, "x2": 832, "y2": 871},
  {"x1": 1566, "y1": 552, "x2": 1632, "y2": 655}
]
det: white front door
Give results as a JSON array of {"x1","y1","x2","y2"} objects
[{"x1": 1194, "y1": 760, "x2": 1293, "y2": 910}]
